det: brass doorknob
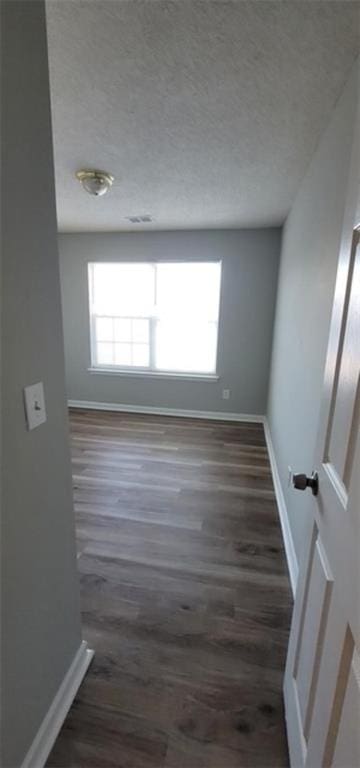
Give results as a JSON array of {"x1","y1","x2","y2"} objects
[{"x1": 292, "y1": 471, "x2": 319, "y2": 496}]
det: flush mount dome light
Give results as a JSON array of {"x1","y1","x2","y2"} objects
[{"x1": 76, "y1": 169, "x2": 114, "y2": 197}]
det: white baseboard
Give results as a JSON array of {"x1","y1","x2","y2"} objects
[
  {"x1": 263, "y1": 418, "x2": 298, "y2": 596},
  {"x1": 21, "y1": 640, "x2": 94, "y2": 768},
  {"x1": 68, "y1": 399, "x2": 264, "y2": 423}
]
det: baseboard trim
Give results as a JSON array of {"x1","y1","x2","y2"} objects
[
  {"x1": 263, "y1": 418, "x2": 298, "y2": 596},
  {"x1": 21, "y1": 640, "x2": 94, "y2": 768},
  {"x1": 68, "y1": 399, "x2": 264, "y2": 423}
]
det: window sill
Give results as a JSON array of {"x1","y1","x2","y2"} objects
[{"x1": 87, "y1": 367, "x2": 220, "y2": 382}]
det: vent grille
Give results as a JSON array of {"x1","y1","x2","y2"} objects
[{"x1": 126, "y1": 215, "x2": 153, "y2": 224}]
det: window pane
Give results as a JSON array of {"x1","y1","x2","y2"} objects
[
  {"x1": 96, "y1": 342, "x2": 114, "y2": 365},
  {"x1": 91, "y1": 263, "x2": 155, "y2": 316},
  {"x1": 114, "y1": 318, "x2": 131, "y2": 342},
  {"x1": 155, "y1": 320, "x2": 217, "y2": 373},
  {"x1": 89, "y1": 262, "x2": 221, "y2": 374},
  {"x1": 96, "y1": 317, "x2": 113, "y2": 341},
  {"x1": 132, "y1": 344, "x2": 149, "y2": 367},
  {"x1": 132, "y1": 319, "x2": 149, "y2": 343},
  {"x1": 156, "y1": 262, "x2": 221, "y2": 320},
  {"x1": 114, "y1": 343, "x2": 131, "y2": 366}
]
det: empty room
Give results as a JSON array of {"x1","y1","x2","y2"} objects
[{"x1": 1, "y1": 2, "x2": 359, "y2": 767}]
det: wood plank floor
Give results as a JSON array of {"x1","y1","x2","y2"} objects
[{"x1": 47, "y1": 409, "x2": 292, "y2": 768}]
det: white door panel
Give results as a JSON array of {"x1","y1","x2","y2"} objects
[
  {"x1": 295, "y1": 536, "x2": 333, "y2": 733},
  {"x1": 331, "y1": 647, "x2": 360, "y2": 768},
  {"x1": 284, "y1": 86, "x2": 359, "y2": 768}
]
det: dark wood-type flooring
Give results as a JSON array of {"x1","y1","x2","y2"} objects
[{"x1": 47, "y1": 409, "x2": 292, "y2": 768}]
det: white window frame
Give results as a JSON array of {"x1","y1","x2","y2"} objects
[{"x1": 88, "y1": 261, "x2": 222, "y2": 380}]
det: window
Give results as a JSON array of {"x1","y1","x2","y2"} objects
[{"x1": 88, "y1": 261, "x2": 221, "y2": 376}]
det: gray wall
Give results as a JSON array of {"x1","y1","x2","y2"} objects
[
  {"x1": 267, "y1": 63, "x2": 358, "y2": 565},
  {"x1": 1, "y1": 3, "x2": 82, "y2": 765},
  {"x1": 59, "y1": 229, "x2": 280, "y2": 415}
]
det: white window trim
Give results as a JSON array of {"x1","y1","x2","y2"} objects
[
  {"x1": 87, "y1": 366, "x2": 220, "y2": 382},
  {"x1": 88, "y1": 260, "x2": 222, "y2": 377}
]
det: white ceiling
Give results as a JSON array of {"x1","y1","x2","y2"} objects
[{"x1": 46, "y1": 1, "x2": 359, "y2": 232}]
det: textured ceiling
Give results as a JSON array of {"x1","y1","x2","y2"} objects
[{"x1": 46, "y1": 1, "x2": 359, "y2": 232}]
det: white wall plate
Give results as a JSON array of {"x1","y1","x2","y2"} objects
[{"x1": 24, "y1": 382, "x2": 47, "y2": 430}]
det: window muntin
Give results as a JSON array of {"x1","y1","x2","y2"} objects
[{"x1": 88, "y1": 261, "x2": 221, "y2": 375}]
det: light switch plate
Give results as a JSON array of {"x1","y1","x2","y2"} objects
[{"x1": 24, "y1": 382, "x2": 47, "y2": 430}]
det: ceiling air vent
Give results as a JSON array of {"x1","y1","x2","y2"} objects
[{"x1": 126, "y1": 215, "x2": 153, "y2": 224}]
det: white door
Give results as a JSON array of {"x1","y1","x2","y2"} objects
[{"x1": 283, "y1": 109, "x2": 360, "y2": 766}]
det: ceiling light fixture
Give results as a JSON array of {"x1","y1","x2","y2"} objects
[{"x1": 76, "y1": 169, "x2": 114, "y2": 197}]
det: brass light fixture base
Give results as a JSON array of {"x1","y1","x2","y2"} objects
[{"x1": 76, "y1": 169, "x2": 114, "y2": 196}]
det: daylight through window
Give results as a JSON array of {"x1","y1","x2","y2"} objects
[{"x1": 88, "y1": 261, "x2": 221, "y2": 375}]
